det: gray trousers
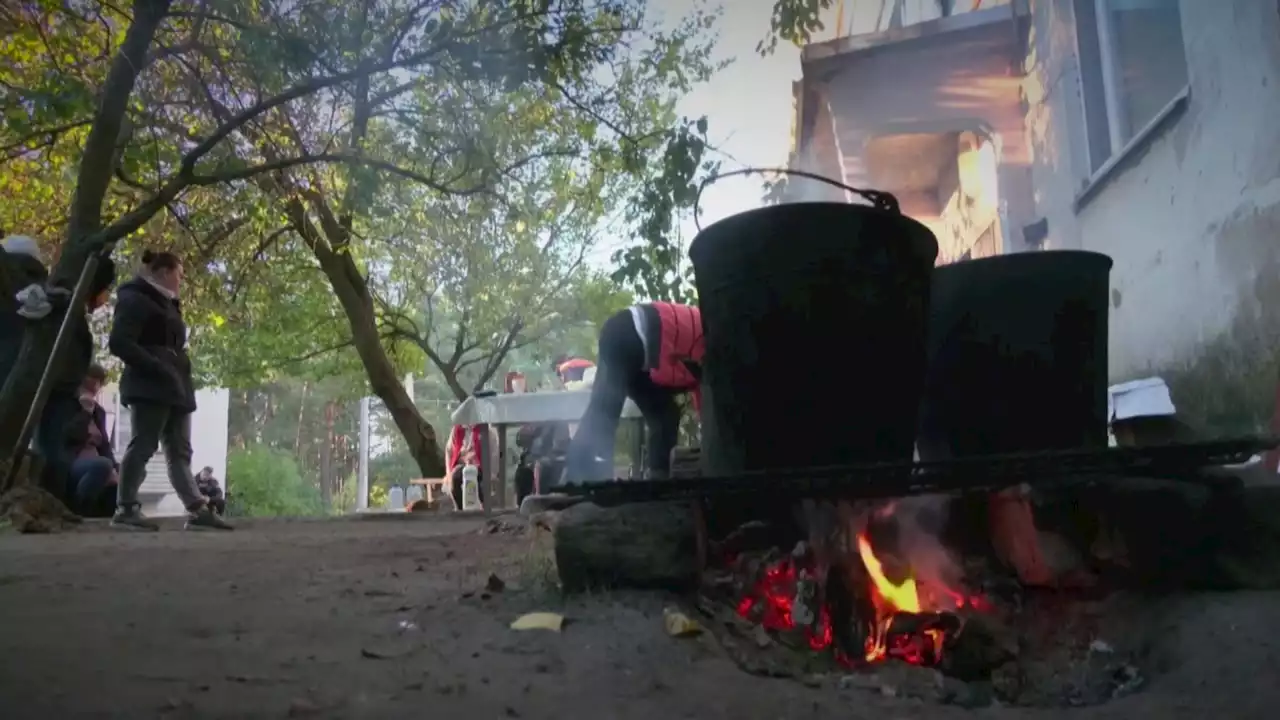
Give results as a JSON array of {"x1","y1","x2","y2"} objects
[{"x1": 117, "y1": 402, "x2": 204, "y2": 511}]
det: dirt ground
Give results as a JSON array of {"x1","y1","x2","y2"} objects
[{"x1": 0, "y1": 514, "x2": 1276, "y2": 719}]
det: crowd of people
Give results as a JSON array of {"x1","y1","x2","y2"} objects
[
  {"x1": 8, "y1": 229, "x2": 708, "y2": 521},
  {"x1": 2, "y1": 236, "x2": 231, "y2": 531}
]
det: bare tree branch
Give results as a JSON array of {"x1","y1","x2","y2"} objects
[{"x1": 0, "y1": 121, "x2": 92, "y2": 159}]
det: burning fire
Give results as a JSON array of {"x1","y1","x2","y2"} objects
[
  {"x1": 735, "y1": 503, "x2": 988, "y2": 668},
  {"x1": 735, "y1": 557, "x2": 833, "y2": 651}
]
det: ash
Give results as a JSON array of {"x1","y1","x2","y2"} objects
[{"x1": 701, "y1": 545, "x2": 1151, "y2": 709}]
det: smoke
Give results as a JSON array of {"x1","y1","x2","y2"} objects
[{"x1": 875, "y1": 494, "x2": 965, "y2": 605}]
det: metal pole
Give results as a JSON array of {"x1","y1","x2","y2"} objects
[
  {"x1": 3, "y1": 253, "x2": 102, "y2": 489},
  {"x1": 356, "y1": 396, "x2": 370, "y2": 510}
]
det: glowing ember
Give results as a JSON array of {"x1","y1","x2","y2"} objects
[
  {"x1": 735, "y1": 557, "x2": 833, "y2": 651},
  {"x1": 734, "y1": 511, "x2": 989, "y2": 669}
]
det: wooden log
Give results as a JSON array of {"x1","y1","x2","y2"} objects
[{"x1": 553, "y1": 500, "x2": 700, "y2": 593}]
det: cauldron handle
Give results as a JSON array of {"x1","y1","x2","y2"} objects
[{"x1": 693, "y1": 167, "x2": 901, "y2": 232}]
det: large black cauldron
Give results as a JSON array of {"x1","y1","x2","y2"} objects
[
  {"x1": 689, "y1": 202, "x2": 939, "y2": 476},
  {"x1": 917, "y1": 250, "x2": 1114, "y2": 460}
]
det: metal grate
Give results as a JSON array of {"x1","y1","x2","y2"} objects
[{"x1": 557, "y1": 438, "x2": 1278, "y2": 506}]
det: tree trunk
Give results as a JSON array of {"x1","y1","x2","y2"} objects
[
  {"x1": 294, "y1": 381, "x2": 310, "y2": 456},
  {"x1": 319, "y1": 401, "x2": 335, "y2": 509},
  {"x1": 0, "y1": 0, "x2": 173, "y2": 467},
  {"x1": 552, "y1": 501, "x2": 702, "y2": 593},
  {"x1": 438, "y1": 366, "x2": 470, "y2": 403},
  {"x1": 291, "y1": 200, "x2": 445, "y2": 478}
]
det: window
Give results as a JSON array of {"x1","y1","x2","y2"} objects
[{"x1": 1075, "y1": 0, "x2": 1189, "y2": 172}]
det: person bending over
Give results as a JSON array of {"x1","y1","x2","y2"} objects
[{"x1": 562, "y1": 302, "x2": 703, "y2": 484}]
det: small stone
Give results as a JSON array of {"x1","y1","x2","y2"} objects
[
  {"x1": 990, "y1": 662, "x2": 1022, "y2": 701},
  {"x1": 839, "y1": 673, "x2": 881, "y2": 691},
  {"x1": 752, "y1": 625, "x2": 773, "y2": 648},
  {"x1": 486, "y1": 574, "x2": 506, "y2": 592},
  {"x1": 800, "y1": 673, "x2": 826, "y2": 688},
  {"x1": 1089, "y1": 639, "x2": 1114, "y2": 654},
  {"x1": 1110, "y1": 663, "x2": 1144, "y2": 697},
  {"x1": 287, "y1": 698, "x2": 321, "y2": 717},
  {"x1": 940, "y1": 677, "x2": 993, "y2": 709}
]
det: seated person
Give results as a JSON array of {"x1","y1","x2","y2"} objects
[
  {"x1": 195, "y1": 466, "x2": 227, "y2": 516},
  {"x1": 64, "y1": 364, "x2": 118, "y2": 518}
]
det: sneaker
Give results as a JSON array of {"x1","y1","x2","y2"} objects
[
  {"x1": 185, "y1": 506, "x2": 233, "y2": 531},
  {"x1": 110, "y1": 505, "x2": 160, "y2": 531}
]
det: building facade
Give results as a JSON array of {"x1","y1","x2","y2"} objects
[
  {"x1": 788, "y1": 0, "x2": 1280, "y2": 431},
  {"x1": 98, "y1": 385, "x2": 230, "y2": 516}
]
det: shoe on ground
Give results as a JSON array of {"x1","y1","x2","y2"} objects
[
  {"x1": 110, "y1": 505, "x2": 159, "y2": 531},
  {"x1": 185, "y1": 506, "x2": 234, "y2": 531}
]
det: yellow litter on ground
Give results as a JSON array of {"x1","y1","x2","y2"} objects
[
  {"x1": 510, "y1": 612, "x2": 565, "y2": 632},
  {"x1": 663, "y1": 608, "x2": 702, "y2": 638}
]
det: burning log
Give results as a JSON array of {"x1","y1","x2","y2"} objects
[{"x1": 552, "y1": 500, "x2": 701, "y2": 593}]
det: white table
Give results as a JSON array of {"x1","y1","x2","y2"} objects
[
  {"x1": 450, "y1": 391, "x2": 644, "y2": 508},
  {"x1": 451, "y1": 390, "x2": 641, "y2": 426}
]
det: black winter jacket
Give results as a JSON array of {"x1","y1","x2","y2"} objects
[
  {"x1": 0, "y1": 248, "x2": 48, "y2": 386},
  {"x1": 108, "y1": 276, "x2": 197, "y2": 413},
  {"x1": 1, "y1": 250, "x2": 113, "y2": 395}
]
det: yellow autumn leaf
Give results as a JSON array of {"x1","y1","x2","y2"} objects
[
  {"x1": 663, "y1": 608, "x2": 702, "y2": 638},
  {"x1": 509, "y1": 612, "x2": 564, "y2": 632},
  {"x1": 210, "y1": 313, "x2": 226, "y2": 328}
]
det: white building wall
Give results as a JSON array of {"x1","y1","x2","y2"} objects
[
  {"x1": 829, "y1": 0, "x2": 1280, "y2": 389},
  {"x1": 100, "y1": 386, "x2": 231, "y2": 517},
  {"x1": 1023, "y1": 0, "x2": 1280, "y2": 380}
]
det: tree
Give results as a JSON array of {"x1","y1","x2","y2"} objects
[
  {"x1": 607, "y1": 0, "x2": 841, "y2": 303},
  {"x1": 224, "y1": 446, "x2": 324, "y2": 517},
  {"x1": 226, "y1": 376, "x2": 364, "y2": 508},
  {"x1": 1, "y1": 0, "x2": 837, "y2": 487}
]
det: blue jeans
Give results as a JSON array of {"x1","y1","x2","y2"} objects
[
  {"x1": 35, "y1": 391, "x2": 82, "y2": 502},
  {"x1": 70, "y1": 456, "x2": 116, "y2": 518}
]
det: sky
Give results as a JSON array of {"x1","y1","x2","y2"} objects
[{"x1": 585, "y1": 0, "x2": 815, "y2": 268}]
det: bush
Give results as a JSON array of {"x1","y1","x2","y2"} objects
[
  {"x1": 225, "y1": 447, "x2": 324, "y2": 518},
  {"x1": 333, "y1": 476, "x2": 388, "y2": 513}
]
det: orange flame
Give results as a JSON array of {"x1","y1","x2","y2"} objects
[
  {"x1": 856, "y1": 532, "x2": 920, "y2": 613},
  {"x1": 857, "y1": 531, "x2": 931, "y2": 662}
]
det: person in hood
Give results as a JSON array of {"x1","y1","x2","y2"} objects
[
  {"x1": 108, "y1": 250, "x2": 230, "y2": 531},
  {"x1": 561, "y1": 302, "x2": 703, "y2": 484},
  {"x1": 0, "y1": 234, "x2": 50, "y2": 385}
]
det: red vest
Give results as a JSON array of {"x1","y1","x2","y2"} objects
[{"x1": 647, "y1": 302, "x2": 703, "y2": 407}]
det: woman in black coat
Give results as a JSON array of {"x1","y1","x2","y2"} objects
[{"x1": 108, "y1": 250, "x2": 231, "y2": 531}]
